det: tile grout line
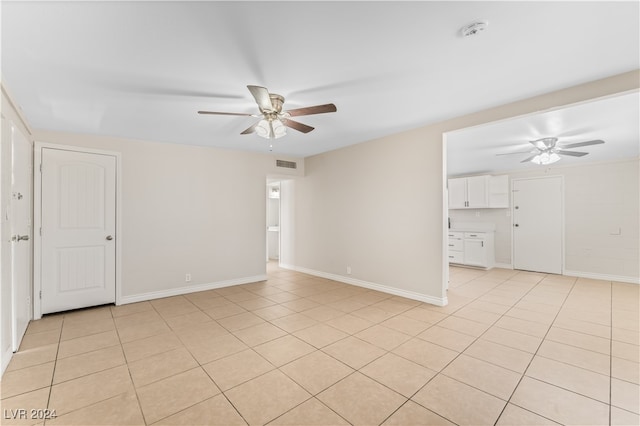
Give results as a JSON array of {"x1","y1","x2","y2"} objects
[
  {"x1": 42, "y1": 316, "x2": 64, "y2": 426},
  {"x1": 376, "y1": 270, "x2": 515, "y2": 425},
  {"x1": 400, "y1": 270, "x2": 586, "y2": 425},
  {"x1": 144, "y1": 296, "x2": 249, "y2": 425},
  {"x1": 150, "y1": 289, "x2": 328, "y2": 425},
  {"x1": 609, "y1": 280, "x2": 613, "y2": 426},
  {"x1": 491, "y1": 274, "x2": 578, "y2": 425},
  {"x1": 379, "y1": 270, "x2": 539, "y2": 426},
  {"x1": 16, "y1": 268, "x2": 635, "y2": 425},
  {"x1": 204, "y1": 281, "x2": 429, "y2": 425},
  {"x1": 453, "y1": 274, "x2": 565, "y2": 424},
  {"x1": 113, "y1": 305, "x2": 150, "y2": 426}
]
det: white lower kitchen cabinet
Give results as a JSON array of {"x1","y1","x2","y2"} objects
[{"x1": 448, "y1": 230, "x2": 495, "y2": 269}]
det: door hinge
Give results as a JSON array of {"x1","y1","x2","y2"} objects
[
  {"x1": 39, "y1": 227, "x2": 42, "y2": 236},
  {"x1": 39, "y1": 163, "x2": 42, "y2": 172},
  {"x1": 39, "y1": 290, "x2": 42, "y2": 299}
]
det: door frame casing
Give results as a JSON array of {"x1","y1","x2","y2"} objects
[
  {"x1": 33, "y1": 142, "x2": 122, "y2": 319},
  {"x1": 510, "y1": 175, "x2": 565, "y2": 275}
]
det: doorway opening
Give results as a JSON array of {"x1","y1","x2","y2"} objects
[
  {"x1": 266, "y1": 177, "x2": 295, "y2": 270},
  {"x1": 266, "y1": 181, "x2": 280, "y2": 263}
]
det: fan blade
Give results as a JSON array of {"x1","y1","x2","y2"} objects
[
  {"x1": 496, "y1": 151, "x2": 536, "y2": 156},
  {"x1": 283, "y1": 119, "x2": 314, "y2": 133},
  {"x1": 247, "y1": 85, "x2": 274, "y2": 112},
  {"x1": 556, "y1": 150, "x2": 589, "y2": 157},
  {"x1": 529, "y1": 138, "x2": 556, "y2": 150},
  {"x1": 198, "y1": 111, "x2": 253, "y2": 116},
  {"x1": 520, "y1": 155, "x2": 539, "y2": 163},
  {"x1": 558, "y1": 139, "x2": 604, "y2": 149},
  {"x1": 529, "y1": 141, "x2": 545, "y2": 150},
  {"x1": 240, "y1": 121, "x2": 260, "y2": 135},
  {"x1": 285, "y1": 103, "x2": 337, "y2": 117}
]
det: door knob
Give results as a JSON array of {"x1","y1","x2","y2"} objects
[
  {"x1": 106, "y1": 235, "x2": 113, "y2": 241},
  {"x1": 514, "y1": 224, "x2": 520, "y2": 227},
  {"x1": 12, "y1": 235, "x2": 29, "y2": 241}
]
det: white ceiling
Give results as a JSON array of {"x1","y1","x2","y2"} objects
[
  {"x1": 2, "y1": 1, "x2": 639, "y2": 158},
  {"x1": 447, "y1": 91, "x2": 640, "y2": 176}
]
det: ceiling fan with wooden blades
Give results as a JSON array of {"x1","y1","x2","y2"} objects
[
  {"x1": 198, "y1": 85, "x2": 337, "y2": 140},
  {"x1": 497, "y1": 137, "x2": 604, "y2": 165}
]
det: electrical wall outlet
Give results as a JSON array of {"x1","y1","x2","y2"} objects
[
  {"x1": 185, "y1": 273, "x2": 192, "y2": 282},
  {"x1": 346, "y1": 266, "x2": 352, "y2": 275}
]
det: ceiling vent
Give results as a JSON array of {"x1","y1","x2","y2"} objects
[
  {"x1": 460, "y1": 21, "x2": 488, "y2": 37},
  {"x1": 276, "y1": 159, "x2": 297, "y2": 169}
]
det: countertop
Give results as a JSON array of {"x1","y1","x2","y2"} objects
[{"x1": 449, "y1": 222, "x2": 496, "y2": 232}]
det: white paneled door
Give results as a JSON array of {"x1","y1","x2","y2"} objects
[
  {"x1": 512, "y1": 176, "x2": 563, "y2": 274},
  {"x1": 11, "y1": 124, "x2": 32, "y2": 351},
  {"x1": 40, "y1": 148, "x2": 116, "y2": 314}
]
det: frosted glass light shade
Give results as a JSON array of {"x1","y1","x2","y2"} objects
[
  {"x1": 271, "y1": 119, "x2": 286, "y2": 139},
  {"x1": 255, "y1": 118, "x2": 287, "y2": 139},
  {"x1": 531, "y1": 152, "x2": 561, "y2": 165},
  {"x1": 255, "y1": 119, "x2": 270, "y2": 138}
]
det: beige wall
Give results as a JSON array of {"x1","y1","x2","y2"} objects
[
  {"x1": 292, "y1": 126, "x2": 443, "y2": 300},
  {"x1": 32, "y1": 130, "x2": 304, "y2": 300},
  {"x1": 450, "y1": 159, "x2": 640, "y2": 282},
  {"x1": 291, "y1": 70, "x2": 640, "y2": 302}
]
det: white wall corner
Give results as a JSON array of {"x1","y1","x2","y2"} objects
[
  {"x1": 118, "y1": 274, "x2": 268, "y2": 305},
  {"x1": 281, "y1": 265, "x2": 448, "y2": 306}
]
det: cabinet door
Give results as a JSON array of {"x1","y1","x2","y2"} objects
[
  {"x1": 466, "y1": 175, "x2": 489, "y2": 208},
  {"x1": 464, "y1": 239, "x2": 486, "y2": 266},
  {"x1": 489, "y1": 175, "x2": 509, "y2": 208},
  {"x1": 448, "y1": 178, "x2": 468, "y2": 209}
]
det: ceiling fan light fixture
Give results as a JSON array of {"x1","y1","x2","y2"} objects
[
  {"x1": 255, "y1": 119, "x2": 271, "y2": 138},
  {"x1": 198, "y1": 85, "x2": 337, "y2": 145},
  {"x1": 271, "y1": 119, "x2": 287, "y2": 139},
  {"x1": 531, "y1": 152, "x2": 560, "y2": 165},
  {"x1": 256, "y1": 118, "x2": 286, "y2": 140}
]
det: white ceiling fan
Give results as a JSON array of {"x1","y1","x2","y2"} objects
[
  {"x1": 198, "y1": 85, "x2": 337, "y2": 141},
  {"x1": 497, "y1": 137, "x2": 605, "y2": 165}
]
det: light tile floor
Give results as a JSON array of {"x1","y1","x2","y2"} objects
[{"x1": 1, "y1": 264, "x2": 639, "y2": 425}]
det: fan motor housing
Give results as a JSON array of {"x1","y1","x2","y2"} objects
[{"x1": 269, "y1": 94, "x2": 284, "y2": 113}]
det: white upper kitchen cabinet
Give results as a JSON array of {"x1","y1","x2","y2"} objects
[
  {"x1": 448, "y1": 178, "x2": 468, "y2": 209},
  {"x1": 448, "y1": 174, "x2": 509, "y2": 209},
  {"x1": 448, "y1": 175, "x2": 489, "y2": 209},
  {"x1": 466, "y1": 175, "x2": 489, "y2": 207},
  {"x1": 489, "y1": 175, "x2": 509, "y2": 208}
]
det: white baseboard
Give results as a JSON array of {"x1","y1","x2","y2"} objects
[
  {"x1": 280, "y1": 265, "x2": 447, "y2": 307},
  {"x1": 494, "y1": 262, "x2": 513, "y2": 270},
  {"x1": 118, "y1": 274, "x2": 268, "y2": 305},
  {"x1": 1, "y1": 347, "x2": 13, "y2": 379},
  {"x1": 277, "y1": 262, "x2": 296, "y2": 271},
  {"x1": 563, "y1": 270, "x2": 639, "y2": 285}
]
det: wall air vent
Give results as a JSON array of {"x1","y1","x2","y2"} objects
[{"x1": 276, "y1": 159, "x2": 297, "y2": 169}]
